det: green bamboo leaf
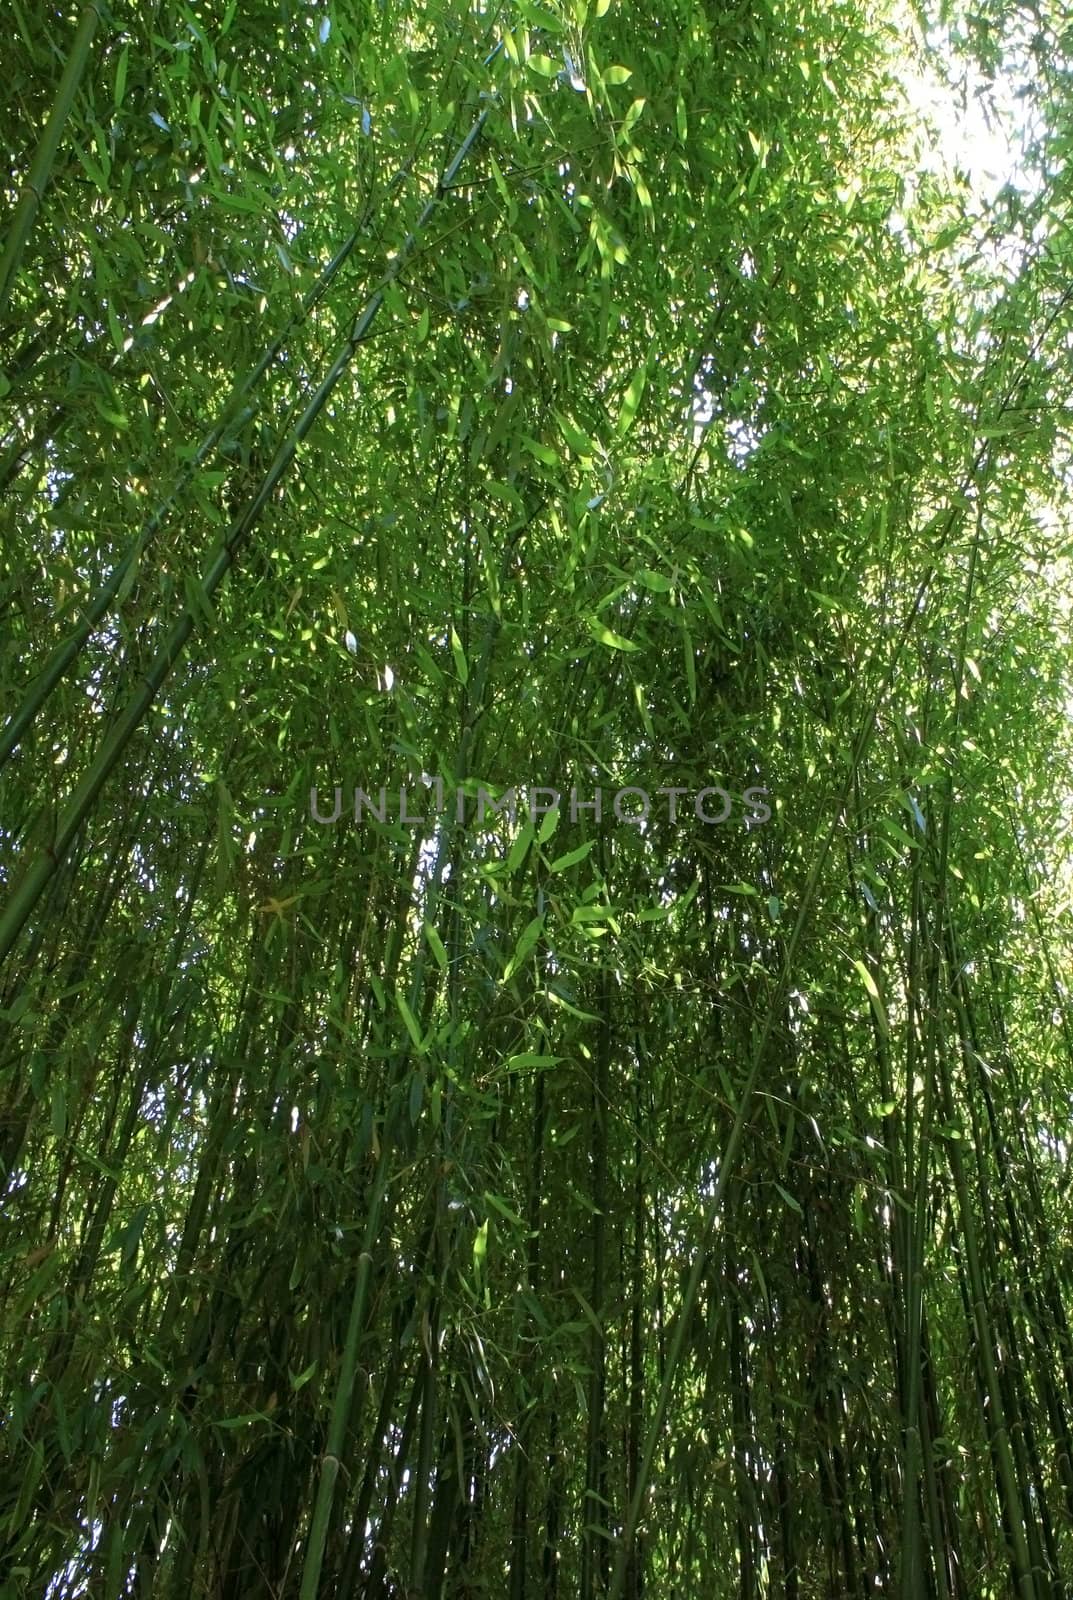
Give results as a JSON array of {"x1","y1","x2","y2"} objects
[
  {"x1": 537, "y1": 803, "x2": 560, "y2": 844},
  {"x1": 450, "y1": 626, "x2": 469, "y2": 685},
  {"x1": 878, "y1": 816, "x2": 919, "y2": 850},
  {"x1": 114, "y1": 44, "x2": 129, "y2": 108},
  {"x1": 588, "y1": 618, "x2": 639, "y2": 651},
  {"x1": 852, "y1": 959, "x2": 889, "y2": 1038},
  {"x1": 615, "y1": 367, "x2": 646, "y2": 437},
  {"x1": 506, "y1": 820, "x2": 536, "y2": 873},
  {"x1": 503, "y1": 915, "x2": 544, "y2": 981},
  {"x1": 571, "y1": 1288, "x2": 604, "y2": 1335},
  {"x1": 483, "y1": 1189, "x2": 527, "y2": 1229},
  {"x1": 547, "y1": 989, "x2": 601, "y2": 1022},
  {"x1": 852, "y1": 959, "x2": 879, "y2": 1000},
  {"x1": 554, "y1": 410, "x2": 594, "y2": 455},
  {"x1": 522, "y1": 434, "x2": 559, "y2": 467},
  {"x1": 423, "y1": 919, "x2": 449, "y2": 972},
  {"x1": 549, "y1": 840, "x2": 594, "y2": 872},
  {"x1": 773, "y1": 1182, "x2": 803, "y2": 1216},
  {"x1": 408, "y1": 1070, "x2": 423, "y2": 1124},
  {"x1": 485, "y1": 480, "x2": 525, "y2": 511},
  {"x1": 395, "y1": 991, "x2": 427, "y2": 1053},
  {"x1": 505, "y1": 1052, "x2": 563, "y2": 1071}
]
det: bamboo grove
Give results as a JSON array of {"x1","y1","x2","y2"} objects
[{"x1": 3, "y1": 0, "x2": 1073, "y2": 1595}]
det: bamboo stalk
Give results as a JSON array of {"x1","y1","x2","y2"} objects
[{"x1": 0, "y1": 4, "x2": 103, "y2": 319}]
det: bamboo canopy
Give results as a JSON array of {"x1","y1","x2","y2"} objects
[{"x1": 2, "y1": 1, "x2": 1073, "y2": 1596}]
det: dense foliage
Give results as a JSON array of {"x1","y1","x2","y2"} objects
[{"x1": 3, "y1": 0, "x2": 1073, "y2": 1595}]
